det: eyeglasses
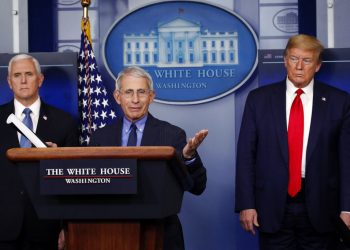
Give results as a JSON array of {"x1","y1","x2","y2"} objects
[
  {"x1": 288, "y1": 56, "x2": 314, "y2": 65},
  {"x1": 119, "y1": 88, "x2": 152, "y2": 99}
]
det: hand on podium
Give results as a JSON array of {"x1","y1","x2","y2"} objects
[{"x1": 46, "y1": 141, "x2": 58, "y2": 147}]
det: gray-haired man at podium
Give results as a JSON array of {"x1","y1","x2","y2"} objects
[
  {"x1": 90, "y1": 65, "x2": 208, "y2": 250},
  {"x1": 0, "y1": 54, "x2": 78, "y2": 250}
]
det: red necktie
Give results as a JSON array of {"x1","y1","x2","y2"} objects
[{"x1": 288, "y1": 89, "x2": 304, "y2": 197}]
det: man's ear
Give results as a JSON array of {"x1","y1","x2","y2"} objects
[
  {"x1": 315, "y1": 62, "x2": 322, "y2": 73},
  {"x1": 283, "y1": 56, "x2": 288, "y2": 69},
  {"x1": 149, "y1": 90, "x2": 155, "y2": 103},
  {"x1": 38, "y1": 74, "x2": 44, "y2": 87},
  {"x1": 7, "y1": 76, "x2": 13, "y2": 90},
  {"x1": 113, "y1": 90, "x2": 121, "y2": 105}
]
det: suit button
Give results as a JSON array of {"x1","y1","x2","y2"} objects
[{"x1": 20, "y1": 191, "x2": 24, "y2": 195}]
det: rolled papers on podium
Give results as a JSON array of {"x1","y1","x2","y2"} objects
[{"x1": 6, "y1": 113, "x2": 47, "y2": 148}]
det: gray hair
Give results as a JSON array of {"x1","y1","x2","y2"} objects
[
  {"x1": 115, "y1": 66, "x2": 153, "y2": 91},
  {"x1": 8, "y1": 54, "x2": 42, "y2": 75}
]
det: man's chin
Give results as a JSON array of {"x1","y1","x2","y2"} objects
[
  {"x1": 291, "y1": 78, "x2": 307, "y2": 87},
  {"x1": 127, "y1": 114, "x2": 142, "y2": 121}
]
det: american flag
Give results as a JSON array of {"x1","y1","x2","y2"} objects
[{"x1": 78, "y1": 17, "x2": 116, "y2": 146}]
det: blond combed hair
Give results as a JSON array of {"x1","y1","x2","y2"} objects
[{"x1": 284, "y1": 34, "x2": 324, "y2": 63}]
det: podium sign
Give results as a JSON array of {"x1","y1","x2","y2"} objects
[{"x1": 40, "y1": 158, "x2": 137, "y2": 195}]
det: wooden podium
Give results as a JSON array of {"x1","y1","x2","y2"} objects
[{"x1": 7, "y1": 146, "x2": 190, "y2": 250}]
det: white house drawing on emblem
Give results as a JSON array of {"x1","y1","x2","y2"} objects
[
  {"x1": 273, "y1": 8, "x2": 298, "y2": 33},
  {"x1": 277, "y1": 12, "x2": 298, "y2": 25},
  {"x1": 123, "y1": 18, "x2": 239, "y2": 67}
]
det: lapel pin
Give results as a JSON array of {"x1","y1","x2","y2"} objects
[
  {"x1": 43, "y1": 115, "x2": 47, "y2": 120},
  {"x1": 321, "y1": 97, "x2": 326, "y2": 101}
]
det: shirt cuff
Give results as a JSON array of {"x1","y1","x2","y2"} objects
[{"x1": 182, "y1": 154, "x2": 196, "y2": 165}]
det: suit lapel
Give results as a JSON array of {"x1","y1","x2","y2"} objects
[
  {"x1": 306, "y1": 83, "x2": 327, "y2": 165},
  {"x1": 270, "y1": 82, "x2": 289, "y2": 165},
  {"x1": 36, "y1": 102, "x2": 50, "y2": 139},
  {"x1": 140, "y1": 114, "x2": 158, "y2": 146}
]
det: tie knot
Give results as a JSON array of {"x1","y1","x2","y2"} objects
[
  {"x1": 296, "y1": 89, "x2": 304, "y2": 96},
  {"x1": 23, "y1": 108, "x2": 32, "y2": 116},
  {"x1": 130, "y1": 123, "x2": 137, "y2": 131}
]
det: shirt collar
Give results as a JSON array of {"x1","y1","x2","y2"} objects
[
  {"x1": 14, "y1": 98, "x2": 41, "y2": 118},
  {"x1": 286, "y1": 77, "x2": 314, "y2": 97},
  {"x1": 123, "y1": 114, "x2": 148, "y2": 133}
]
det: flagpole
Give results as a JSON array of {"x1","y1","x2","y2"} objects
[
  {"x1": 327, "y1": 0, "x2": 335, "y2": 48},
  {"x1": 81, "y1": 0, "x2": 91, "y2": 19}
]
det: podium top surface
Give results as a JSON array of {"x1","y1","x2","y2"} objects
[{"x1": 7, "y1": 146, "x2": 176, "y2": 162}]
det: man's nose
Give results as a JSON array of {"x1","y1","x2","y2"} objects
[
  {"x1": 131, "y1": 92, "x2": 140, "y2": 102},
  {"x1": 295, "y1": 59, "x2": 304, "y2": 69},
  {"x1": 20, "y1": 74, "x2": 26, "y2": 83}
]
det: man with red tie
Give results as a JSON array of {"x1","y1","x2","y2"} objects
[{"x1": 235, "y1": 34, "x2": 350, "y2": 249}]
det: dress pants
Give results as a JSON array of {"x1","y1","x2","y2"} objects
[
  {"x1": 259, "y1": 183, "x2": 339, "y2": 250},
  {"x1": 259, "y1": 202, "x2": 338, "y2": 250},
  {"x1": 163, "y1": 215, "x2": 185, "y2": 250}
]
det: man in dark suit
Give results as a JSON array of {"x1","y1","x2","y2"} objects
[
  {"x1": 235, "y1": 34, "x2": 350, "y2": 249},
  {"x1": 90, "y1": 65, "x2": 208, "y2": 250},
  {"x1": 0, "y1": 54, "x2": 78, "y2": 250}
]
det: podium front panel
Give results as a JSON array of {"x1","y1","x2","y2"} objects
[{"x1": 17, "y1": 159, "x2": 184, "y2": 220}]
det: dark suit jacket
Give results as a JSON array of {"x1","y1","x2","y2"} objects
[
  {"x1": 90, "y1": 113, "x2": 207, "y2": 250},
  {"x1": 0, "y1": 100, "x2": 78, "y2": 241},
  {"x1": 235, "y1": 80, "x2": 350, "y2": 233}
]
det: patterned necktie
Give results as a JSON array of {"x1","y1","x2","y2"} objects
[
  {"x1": 20, "y1": 108, "x2": 33, "y2": 148},
  {"x1": 288, "y1": 89, "x2": 304, "y2": 197},
  {"x1": 127, "y1": 123, "x2": 137, "y2": 146}
]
